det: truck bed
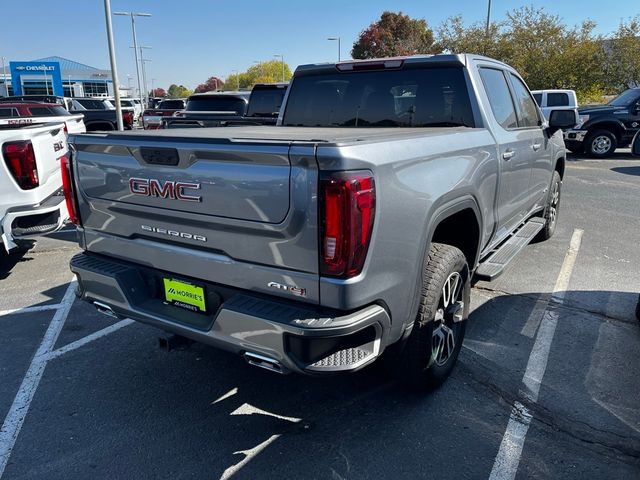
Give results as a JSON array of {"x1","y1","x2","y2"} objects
[{"x1": 85, "y1": 125, "x2": 476, "y2": 146}]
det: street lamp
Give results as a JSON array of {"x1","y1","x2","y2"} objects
[
  {"x1": 485, "y1": 0, "x2": 492, "y2": 37},
  {"x1": 327, "y1": 37, "x2": 341, "y2": 62},
  {"x1": 103, "y1": 0, "x2": 123, "y2": 130},
  {"x1": 131, "y1": 45, "x2": 151, "y2": 104},
  {"x1": 114, "y1": 11, "x2": 151, "y2": 108},
  {"x1": 273, "y1": 54, "x2": 285, "y2": 83}
]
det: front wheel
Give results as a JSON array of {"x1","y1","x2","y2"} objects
[
  {"x1": 392, "y1": 243, "x2": 470, "y2": 390},
  {"x1": 585, "y1": 129, "x2": 617, "y2": 158}
]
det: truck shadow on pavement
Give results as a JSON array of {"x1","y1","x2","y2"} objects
[
  {"x1": 611, "y1": 166, "x2": 640, "y2": 176},
  {"x1": 0, "y1": 241, "x2": 35, "y2": 280},
  {"x1": 8, "y1": 289, "x2": 640, "y2": 479}
]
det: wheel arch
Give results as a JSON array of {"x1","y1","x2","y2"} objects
[{"x1": 587, "y1": 121, "x2": 625, "y2": 142}]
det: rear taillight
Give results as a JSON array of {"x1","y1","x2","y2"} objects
[
  {"x1": 2, "y1": 140, "x2": 39, "y2": 189},
  {"x1": 320, "y1": 171, "x2": 375, "y2": 278},
  {"x1": 60, "y1": 154, "x2": 80, "y2": 225}
]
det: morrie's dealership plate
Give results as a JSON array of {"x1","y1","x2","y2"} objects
[{"x1": 163, "y1": 277, "x2": 207, "y2": 314}]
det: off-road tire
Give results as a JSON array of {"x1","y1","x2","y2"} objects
[
  {"x1": 536, "y1": 170, "x2": 562, "y2": 242},
  {"x1": 393, "y1": 243, "x2": 470, "y2": 390},
  {"x1": 585, "y1": 129, "x2": 617, "y2": 158}
]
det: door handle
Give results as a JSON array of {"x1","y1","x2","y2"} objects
[
  {"x1": 532, "y1": 143, "x2": 542, "y2": 151},
  {"x1": 502, "y1": 149, "x2": 515, "y2": 160}
]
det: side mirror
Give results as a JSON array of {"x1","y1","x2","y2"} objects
[
  {"x1": 547, "y1": 109, "x2": 577, "y2": 134},
  {"x1": 632, "y1": 131, "x2": 640, "y2": 157}
]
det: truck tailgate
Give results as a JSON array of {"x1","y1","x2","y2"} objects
[{"x1": 70, "y1": 133, "x2": 320, "y2": 303}]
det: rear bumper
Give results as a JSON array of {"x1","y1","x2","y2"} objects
[
  {"x1": 1, "y1": 190, "x2": 68, "y2": 251},
  {"x1": 70, "y1": 252, "x2": 391, "y2": 375}
]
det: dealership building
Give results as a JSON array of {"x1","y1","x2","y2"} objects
[{"x1": 0, "y1": 56, "x2": 116, "y2": 98}]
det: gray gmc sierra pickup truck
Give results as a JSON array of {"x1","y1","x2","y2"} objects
[{"x1": 66, "y1": 54, "x2": 575, "y2": 389}]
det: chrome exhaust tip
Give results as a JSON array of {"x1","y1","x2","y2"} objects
[
  {"x1": 93, "y1": 301, "x2": 119, "y2": 319},
  {"x1": 243, "y1": 352, "x2": 285, "y2": 374}
]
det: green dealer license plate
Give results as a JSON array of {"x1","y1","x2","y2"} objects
[{"x1": 163, "y1": 277, "x2": 207, "y2": 313}]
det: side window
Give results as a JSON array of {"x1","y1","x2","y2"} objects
[
  {"x1": 479, "y1": 68, "x2": 518, "y2": 129},
  {"x1": 547, "y1": 92, "x2": 569, "y2": 107},
  {"x1": 0, "y1": 108, "x2": 18, "y2": 118},
  {"x1": 508, "y1": 74, "x2": 540, "y2": 128},
  {"x1": 532, "y1": 93, "x2": 543, "y2": 106}
]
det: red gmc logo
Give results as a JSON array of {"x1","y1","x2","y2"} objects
[{"x1": 129, "y1": 178, "x2": 201, "y2": 202}]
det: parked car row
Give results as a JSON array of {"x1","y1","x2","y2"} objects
[{"x1": 531, "y1": 87, "x2": 640, "y2": 157}]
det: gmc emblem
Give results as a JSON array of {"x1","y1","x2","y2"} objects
[{"x1": 129, "y1": 177, "x2": 201, "y2": 202}]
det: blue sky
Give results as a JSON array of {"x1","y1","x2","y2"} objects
[{"x1": 0, "y1": 0, "x2": 637, "y2": 90}]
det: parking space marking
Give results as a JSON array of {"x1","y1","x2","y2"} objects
[
  {"x1": 520, "y1": 293, "x2": 551, "y2": 338},
  {"x1": 48, "y1": 319, "x2": 134, "y2": 360},
  {"x1": 489, "y1": 229, "x2": 583, "y2": 480},
  {"x1": 0, "y1": 277, "x2": 77, "y2": 478},
  {"x1": 0, "y1": 304, "x2": 63, "y2": 317},
  {"x1": 219, "y1": 434, "x2": 280, "y2": 480}
]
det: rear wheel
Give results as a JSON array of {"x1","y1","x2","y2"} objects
[
  {"x1": 392, "y1": 243, "x2": 470, "y2": 390},
  {"x1": 536, "y1": 170, "x2": 562, "y2": 241},
  {"x1": 585, "y1": 129, "x2": 617, "y2": 158}
]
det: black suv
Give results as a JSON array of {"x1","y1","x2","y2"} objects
[{"x1": 564, "y1": 88, "x2": 640, "y2": 157}]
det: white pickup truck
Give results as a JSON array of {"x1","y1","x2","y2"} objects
[{"x1": 0, "y1": 117, "x2": 78, "y2": 251}]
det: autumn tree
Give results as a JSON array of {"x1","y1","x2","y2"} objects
[
  {"x1": 151, "y1": 87, "x2": 166, "y2": 97},
  {"x1": 351, "y1": 11, "x2": 440, "y2": 59},
  {"x1": 194, "y1": 76, "x2": 225, "y2": 93}
]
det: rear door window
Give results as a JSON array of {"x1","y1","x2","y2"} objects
[{"x1": 479, "y1": 68, "x2": 518, "y2": 129}]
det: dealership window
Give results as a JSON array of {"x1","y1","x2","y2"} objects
[
  {"x1": 21, "y1": 80, "x2": 54, "y2": 96},
  {"x1": 63, "y1": 81, "x2": 77, "y2": 98},
  {"x1": 82, "y1": 81, "x2": 108, "y2": 96}
]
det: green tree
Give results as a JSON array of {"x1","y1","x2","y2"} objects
[
  {"x1": 167, "y1": 84, "x2": 192, "y2": 98},
  {"x1": 222, "y1": 60, "x2": 292, "y2": 91},
  {"x1": 604, "y1": 16, "x2": 640, "y2": 92},
  {"x1": 352, "y1": 11, "x2": 440, "y2": 59},
  {"x1": 437, "y1": 7, "x2": 608, "y2": 103}
]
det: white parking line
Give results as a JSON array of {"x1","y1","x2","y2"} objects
[
  {"x1": 0, "y1": 278, "x2": 77, "y2": 478},
  {"x1": 489, "y1": 229, "x2": 583, "y2": 480},
  {"x1": 48, "y1": 319, "x2": 134, "y2": 360},
  {"x1": 0, "y1": 304, "x2": 63, "y2": 317}
]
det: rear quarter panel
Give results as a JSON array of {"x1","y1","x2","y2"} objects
[{"x1": 317, "y1": 128, "x2": 498, "y2": 340}]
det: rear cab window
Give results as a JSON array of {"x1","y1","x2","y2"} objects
[
  {"x1": 186, "y1": 96, "x2": 248, "y2": 114},
  {"x1": 246, "y1": 86, "x2": 286, "y2": 118},
  {"x1": 533, "y1": 93, "x2": 543, "y2": 106},
  {"x1": 27, "y1": 106, "x2": 69, "y2": 116},
  {"x1": 546, "y1": 92, "x2": 569, "y2": 107},
  {"x1": 158, "y1": 100, "x2": 185, "y2": 109},
  {"x1": 0, "y1": 108, "x2": 19, "y2": 118},
  {"x1": 282, "y1": 66, "x2": 475, "y2": 128}
]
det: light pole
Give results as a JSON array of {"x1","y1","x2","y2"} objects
[
  {"x1": 273, "y1": 54, "x2": 285, "y2": 83},
  {"x1": 327, "y1": 37, "x2": 341, "y2": 62},
  {"x1": 231, "y1": 70, "x2": 239, "y2": 90},
  {"x1": 132, "y1": 45, "x2": 151, "y2": 105},
  {"x1": 103, "y1": 0, "x2": 123, "y2": 130},
  {"x1": 151, "y1": 78, "x2": 155, "y2": 97},
  {"x1": 1, "y1": 57, "x2": 7, "y2": 96},
  {"x1": 485, "y1": 0, "x2": 492, "y2": 37},
  {"x1": 127, "y1": 74, "x2": 132, "y2": 96},
  {"x1": 114, "y1": 11, "x2": 151, "y2": 110}
]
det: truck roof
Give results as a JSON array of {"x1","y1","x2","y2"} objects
[{"x1": 294, "y1": 53, "x2": 515, "y2": 76}]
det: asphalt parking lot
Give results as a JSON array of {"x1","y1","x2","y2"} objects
[{"x1": 1, "y1": 151, "x2": 639, "y2": 480}]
